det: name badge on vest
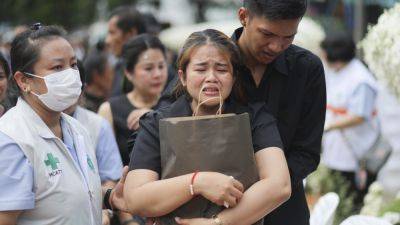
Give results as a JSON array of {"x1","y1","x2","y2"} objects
[{"x1": 44, "y1": 152, "x2": 63, "y2": 178}]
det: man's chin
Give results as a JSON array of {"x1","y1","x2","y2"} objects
[
  {"x1": 257, "y1": 56, "x2": 275, "y2": 65},
  {"x1": 255, "y1": 52, "x2": 277, "y2": 64}
]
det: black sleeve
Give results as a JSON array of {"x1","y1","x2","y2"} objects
[
  {"x1": 249, "y1": 102, "x2": 283, "y2": 152},
  {"x1": 128, "y1": 111, "x2": 162, "y2": 175},
  {"x1": 287, "y1": 55, "x2": 326, "y2": 188}
]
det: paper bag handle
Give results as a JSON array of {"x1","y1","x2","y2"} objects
[{"x1": 193, "y1": 84, "x2": 223, "y2": 117}]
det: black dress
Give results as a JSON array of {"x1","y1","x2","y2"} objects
[{"x1": 109, "y1": 95, "x2": 136, "y2": 165}]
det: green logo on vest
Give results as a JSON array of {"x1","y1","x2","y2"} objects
[
  {"x1": 44, "y1": 153, "x2": 60, "y2": 170},
  {"x1": 87, "y1": 156, "x2": 95, "y2": 172}
]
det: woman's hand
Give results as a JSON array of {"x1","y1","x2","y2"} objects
[
  {"x1": 145, "y1": 218, "x2": 156, "y2": 225},
  {"x1": 127, "y1": 108, "x2": 151, "y2": 130},
  {"x1": 102, "y1": 210, "x2": 111, "y2": 225},
  {"x1": 175, "y1": 217, "x2": 214, "y2": 225},
  {"x1": 111, "y1": 166, "x2": 129, "y2": 212},
  {"x1": 194, "y1": 172, "x2": 244, "y2": 208}
]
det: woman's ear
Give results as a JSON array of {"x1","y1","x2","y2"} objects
[
  {"x1": 178, "y1": 69, "x2": 186, "y2": 86},
  {"x1": 124, "y1": 69, "x2": 134, "y2": 82},
  {"x1": 14, "y1": 71, "x2": 30, "y2": 93}
]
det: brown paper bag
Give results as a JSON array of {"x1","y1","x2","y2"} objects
[{"x1": 157, "y1": 113, "x2": 261, "y2": 225}]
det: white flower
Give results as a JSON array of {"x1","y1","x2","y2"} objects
[
  {"x1": 360, "y1": 182, "x2": 384, "y2": 216},
  {"x1": 293, "y1": 17, "x2": 325, "y2": 56},
  {"x1": 369, "y1": 182, "x2": 384, "y2": 195},
  {"x1": 382, "y1": 212, "x2": 400, "y2": 224},
  {"x1": 360, "y1": 3, "x2": 400, "y2": 101}
]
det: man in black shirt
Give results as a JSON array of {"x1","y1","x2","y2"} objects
[
  {"x1": 233, "y1": 1, "x2": 326, "y2": 225},
  {"x1": 106, "y1": 6, "x2": 146, "y2": 97}
]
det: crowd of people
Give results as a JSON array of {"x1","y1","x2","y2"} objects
[{"x1": 0, "y1": 0, "x2": 394, "y2": 225}]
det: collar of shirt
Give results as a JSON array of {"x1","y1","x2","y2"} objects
[
  {"x1": 60, "y1": 117, "x2": 75, "y2": 152},
  {"x1": 231, "y1": 27, "x2": 289, "y2": 76}
]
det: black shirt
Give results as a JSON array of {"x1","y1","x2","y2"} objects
[
  {"x1": 109, "y1": 95, "x2": 137, "y2": 165},
  {"x1": 81, "y1": 91, "x2": 106, "y2": 113},
  {"x1": 232, "y1": 28, "x2": 326, "y2": 225},
  {"x1": 129, "y1": 96, "x2": 283, "y2": 175},
  {"x1": 110, "y1": 59, "x2": 126, "y2": 97}
]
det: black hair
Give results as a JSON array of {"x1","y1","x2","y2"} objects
[
  {"x1": 77, "y1": 60, "x2": 86, "y2": 90},
  {"x1": 9, "y1": 24, "x2": 67, "y2": 95},
  {"x1": 121, "y1": 34, "x2": 166, "y2": 72},
  {"x1": 142, "y1": 12, "x2": 162, "y2": 35},
  {"x1": 10, "y1": 24, "x2": 67, "y2": 75},
  {"x1": 321, "y1": 32, "x2": 355, "y2": 63},
  {"x1": 109, "y1": 6, "x2": 146, "y2": 35},
  {"x1": 244, "y1": 0, "x2": 307, "y2": 20},
  {"x1": 0, "y1": 53, "x2": 10, "y2": 79},
  {"x1": 83, "y1": 50, "x2": 108, "y2": 85}
]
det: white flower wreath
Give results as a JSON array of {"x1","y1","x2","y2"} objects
[{"x1": 360, "y1": 3, "x2": 400, "y2": 100}]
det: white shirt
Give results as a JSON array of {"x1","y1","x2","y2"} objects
[{"x1": 322, "y1": 59, "x2": 379, "y2": 171}]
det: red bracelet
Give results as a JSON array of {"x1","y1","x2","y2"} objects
[{"x1": 190, "y1": 171, "x2": 200, "y2": 195}]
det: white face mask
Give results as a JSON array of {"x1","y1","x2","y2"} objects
[{"x1": 25, "y1": 68, "x2": 82, "y2": 112}]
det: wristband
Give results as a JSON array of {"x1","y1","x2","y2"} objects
[
  {"x1": 104, "y1": 188, "x2": 114, "y2": 210},
  {"x1": 190, "y1": 171, "x2": 200, "y2": 195}
]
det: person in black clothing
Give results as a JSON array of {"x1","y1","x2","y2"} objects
[
  {"x1": 231, "y1": 1, "x2": 326, "y2": 225},
  {"x1": 81, "y1": 50, "x2": 114, "y2": 112},
  {"x1": 99, "y1": 33, "x2": 168, "y2": 225},
  {"x1": 98, "y1": 34, "x2": 168, "y2": 166},
  {"x1": 106, "y1": 6, "x2": 147, "y2": 97},
  {"x1": 123, "y1": 29, "x2": 291, "y2": 225}
]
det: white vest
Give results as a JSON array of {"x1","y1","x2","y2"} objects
[
  {"x1": 322, "y1": 59, "x2": 379, "y2": 171},
  {"x1": 0, "y1": 98, "x2": 102, "y2": 225},
  {"x1": 74, "y1": 106, "x2": 103, "y2": 147}
]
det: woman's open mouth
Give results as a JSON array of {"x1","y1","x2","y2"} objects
[{"x1": 202, "y1": 87, "x2": 220, "y2": 96}]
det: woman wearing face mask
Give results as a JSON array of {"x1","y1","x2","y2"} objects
[
  {"x1": 120, "y1": 29, "x2": 291, "y2": 225},
  {"x1": 98, "y1": 34, "x2": 168, "y2": 166},
  {"x1": 0, "y1": 24, "x2": 126, "y2": 225}
]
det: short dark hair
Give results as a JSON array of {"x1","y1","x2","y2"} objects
[
  {"x1": 142, "y1": 12, "x2": 162, "y2": 35},
  {"x1": 244, "y1": 0, "x2": 307, "y2": 20},
  {"x1": 109, "y1": 6, "x2": 146, "y2": 35},
  {"x1": 10, "y1": 24, "x2": 67, "y2": 75},
  {"x1": 321, "y1": 32, "x2": 355, "y2": 63},
  {"x1": 121, "y1": 34, "x2": 166, "y2": 72},
  {"x1": 83, "y1": 50, "x2": 108, "y2": 85}
]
